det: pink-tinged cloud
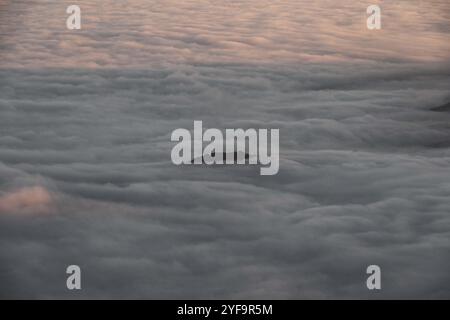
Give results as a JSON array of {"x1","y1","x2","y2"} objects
[
  {"x1": 0, "y1": 0, "x2": 449, "y2": 68},
  {"x1": 0, "y1": 186, "x2": 53, "y2": 214}
]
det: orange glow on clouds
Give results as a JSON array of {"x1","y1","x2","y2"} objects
[
  {"x1": 0, "y1": 186, "x2": 53, "y2": 214},
  {"x1": 0, "y1": 0, "x2": 449, "y2": 68}
]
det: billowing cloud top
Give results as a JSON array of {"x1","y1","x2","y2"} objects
[
  {"x1": 0, "y1": 0, "x2": 449, "y2": 68},
  {"x1": 0, "y1": 0, "x2": 449, "y2": 299}
]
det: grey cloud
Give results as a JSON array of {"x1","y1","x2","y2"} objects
[
  {"x1": 0, "y1": 0, "x2": 449, "y2": 299},
  {"x1": 1, "y1": 62, "x2": 449, "y2": 299}
]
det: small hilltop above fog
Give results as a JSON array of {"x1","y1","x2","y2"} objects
[{"x1": 431, "y1": 101, "x2": 450, "y2": 112}]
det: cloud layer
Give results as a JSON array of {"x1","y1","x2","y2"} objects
[
  {"x1": 0, "y1": 0, "x2": 449, "y2": 298},
  {"x1": 1, "y1": 0, "x2": 449, "y2": 68}
]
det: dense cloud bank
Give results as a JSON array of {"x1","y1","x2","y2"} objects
[
  {"x1": 1, "y1": 63, "x2": 449, "y2": 298},
  {"x1": 0, "y1": 0, "x2": 449, "y2": 298}
]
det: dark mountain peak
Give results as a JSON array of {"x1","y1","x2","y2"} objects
[
  {"x1": 191, "y1": 151, "x2": 251, "y2": 164},
  {"x1": 431, "y1": 101, "x2": 450, "y2": 112}
]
